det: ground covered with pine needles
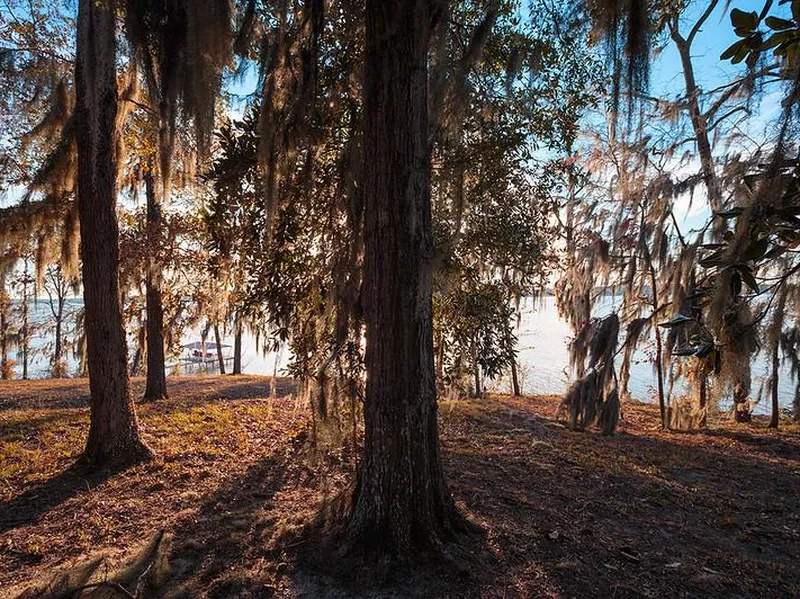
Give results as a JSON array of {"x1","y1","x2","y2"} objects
[{"x1": 1, "y1": 376, "x2": 799, "y2": 598}]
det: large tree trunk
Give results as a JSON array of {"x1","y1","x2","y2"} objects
[
  {"x1": 346, "y1": 0, "x2": 466, "y2": 555},
  {"x1": 75, "y1": 0, "x2": 152, "y2": 466},
  {"x1": 143, "y1": 165, "x2": 168, "y2": 400}
]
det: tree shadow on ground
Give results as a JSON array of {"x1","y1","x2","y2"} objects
[
  {"x1": 5, "y1": 395, "x2": 800, "y2": 597},
  {"x1": 698, "y1": 427, "x2": 800, "y2": 460},
  {"x1": 152, "y1": 376, "x2": 296, "y2": 402},
  {"x1": 154, "y1": 400, "x2": 800, "y2": 598},
  {"x1": 160, "y1": 443, "x2": 497, "y2": 598},
  {"x1": 154, "y1": 451, "x2": 293, "y2": 597},
  {"x1": 439, "y1": 400, "x2": 800, "y2": 597},
  {"x1": 0, "y1": 379, "x2": 92, "y2": 411},
  {"x1": 0, "y1": 375, "x2": 295, "y2": 412},
  {"x1": 0, "y1": 462, "x2": 117, "y2": 537}
]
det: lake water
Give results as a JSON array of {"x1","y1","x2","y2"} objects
[{"x1": 4, "y1": 295, "x2": 796, "y2": 414}]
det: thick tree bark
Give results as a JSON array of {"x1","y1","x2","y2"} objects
[
  {"x1": 346, "y1": 0, "x2": 467, "y2": 555},
  {"x1": 75, "y1": 0, "x2": 152, "y2": 466},
  {"x1": 232, "y1": 315, "x2": 242, "y2": 375},
  {"x1": 143, "y1": 165, "x2": 168, "y2": 400}
]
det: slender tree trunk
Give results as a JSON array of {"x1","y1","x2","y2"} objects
[
  {"x1": 508, "y1": 310, "x2": 520, "y2": 396},
  {"x1": 143, "y1": 165, "x2": 168, "y2": 400},
  {"x1": 232, "y1": 314, "x2": 242, "y2": 375},
  {"x1": 130, "y1": 324, "x2": 144, "y2": 376},
  {"x1": 699, "y1": 374, "x2": 708, "y2": 428},
  {"x1": 675, "y1": 18, "x2": 756, "y2": 424},
  {"x1": 75, "y1": 0, "x2": 151, "y2": 466},
  {"x1": 671, "y1": 28, "x2": 723, "y2": 216},
  {"x1": 346, "y1": 0, "x2": 467, "y2": 555},
  {"x1": 53, "y1": 298, "x2": 63, "y2": 377},
  {"x1": 645, "y1": 254, "x2": 667, "y2": 429},
  {"x1": 21, "y1": 265, "x2": 29, "y2": 380},
  {"x1": 0, "y1": 272, "x2": 9, "y2": 380},
  {"x1": 436, "y1": 334, "x2": 444, "y2": 390},
  {"x1": 510, "y1": 356, "x2": 520, "y2": 397},
  {"x1": 654, "y1": 324, "x2": 667, "y2": 428},
  {"x1": 214, "y1": 323, "x2": 226, "y2": 374},
  {"x1": 201, "y1": 323, "x2": 210, "y2": 374},
  {"x1": 472, "y1": 341, "x2": 481, "y2": 398},
  {"x1": 770, "y1": 342, "x2": 780, "y2": 428}
]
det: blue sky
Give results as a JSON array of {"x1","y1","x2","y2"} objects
[
  {"x1": 1, "y1": 0, "x2": 787, "y2": 211},
  {"x1": 650, "y1": 0, "x2": 786, "y2": 129}
]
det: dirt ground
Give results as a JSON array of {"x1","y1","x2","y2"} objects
[{"x1": 1, "y1": 375, "x2": 799, "y2": 598}]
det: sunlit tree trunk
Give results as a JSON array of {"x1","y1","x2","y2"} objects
[
  {"x1": 143, "y1": 164, "x2": 168, "y2": 400},
  {"x1": 346, "y1": 0, "x2": 467, "y2": 555},
  {"x1": 670, "y1": 16, "x2": 724, "y2": 217},
  {"x1": 510, "y1": 355, "x2": 520, "y2": 397},
  {"x1": 75, "y1": 0, "x2": 151, "y2": 466},
  {"x1": 214, "y1": 323, "x2": 226, "y2": 374}
]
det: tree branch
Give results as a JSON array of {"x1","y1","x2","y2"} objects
[{"x1": 687, "y1": 0, "x2": 720, "y2": 47}]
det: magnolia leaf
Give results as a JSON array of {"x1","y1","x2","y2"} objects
[
  {"x1": 673, "y1": 346, "x2": 699, "y2": 356},
  {"x1": 659, "y1": 314, "x2": 694, "y2": 328},
  {"x1": 730, "y1": 8, "x2": 759, "y2": 31},
  {"x1": 699, "y1": 251, "x2": 724, "y2": 267},
  {"x1": 765, "y1": 16, "x2": 795, "y2": 30},
  {"x1": 763, "y1": 245, "x2": 787, "y2": 260},
  {"x1": 686, "y1": 288, "x2": 711, "y2": 301},
  {"x1": 716, "y1": 207, "x2": 744, "y2": 218},
  {"x1": 721, "y1": 40, "x2": 745, "y2": 60},
  {"x1": 694, "y1": 344, "x2": 715, "y2": 358},
  {"x1": 737, "y1": 265, "x2": 760, "y2": 293},
  {"x1": 732, "y1": 44, "x2": 751, "y2": 64},
  {"x1": 743, "y1": 237, "x2": 769, "y2": 262}
]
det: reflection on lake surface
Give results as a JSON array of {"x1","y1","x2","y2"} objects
[{"x1": 5, "y1": 295, "x2": 796, "y2": 414}]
